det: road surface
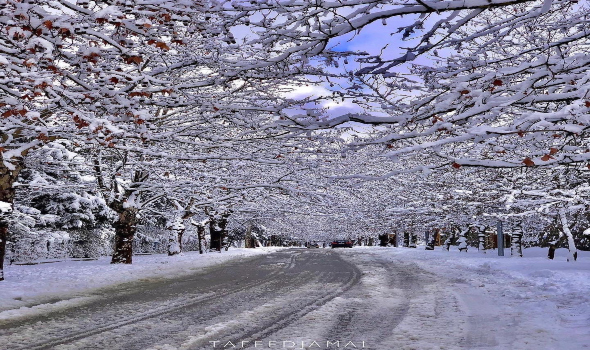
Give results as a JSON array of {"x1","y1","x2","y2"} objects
[{"x1": 0, "y1": 248, "x2": 511, "y2": 350}]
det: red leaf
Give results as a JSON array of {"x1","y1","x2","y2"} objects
[
  {"x1": 585, "y1": 101, "x2": 590, "y2": 108},
  {"x1": 460, "y1": 90, "x2": 470, "y2": 95},
  {"x1": 109, "y1": 77, "x2": 119, "y2": 84},
  {"x1": 493, "y1": 79, "x2": 503, "y2": 86},
  {"x1": 523, "y1": 157, "x2": 535, "y2": 166},
  {"x1": 2, "y1": 110, "x2": 14, "y2": 118},
  {"x1": 43, "y1": 20, "x2": 53, "y2": 29},
  {"x1": 155, "y1": 42, "x2": 170, "y2": 50},
  {"x1": 452, "y1": 162, "x2": 461, "y2": 169},
  {"x1": 123, "y1": 55, "x2": 143, "y2": 64},
  {"x1": 541, "y1": 155, "x2": 553, "y2": 161},
  {"x1": 549, "y1": 147, "x2": 558, "y2": 155}
]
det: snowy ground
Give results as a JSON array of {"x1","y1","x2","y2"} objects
[
  {"x1": 0, "y1": 248, "x2": 282, "y2": 316},
  {"x1": 336, "y1": 246, "x2": 590, "y2": 350}
]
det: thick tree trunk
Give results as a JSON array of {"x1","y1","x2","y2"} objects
[
  {"x1": 409, "y1": 233, "x2": 417, "y2": 248},
  {"x1": 167, "y1": 216, "x2": 185, "y2": 256},
  {"x1": 548, "y1": 243, "x2": 556, "y2": 260},
  {"x1": 178, "y1": 229, "x2": 184, "y2": 252},
  {"x1": 425, "y1": 230, "x2": 435, "y2": 250},
  {"x1": 111, "y1": 207, "x2": 139, "y2": 264},
  {"x1": 210, "y1": 220, "x2": 222, "y2": 252},
  {"x1": 511, "y1": 225, "x2": 523, "y2": 257},
  {"x1": 0, "y1": 160, "x2": 23, "y2": 281},
  {"x1": 209, "y1": 212, "x2": 230, "y2": 252},
  {"x1": 245, "y1": 222, "x2": 253, "y2": 248},
  {"x1": 559, "y1": 208, "x2": 578, "y2": 262}
]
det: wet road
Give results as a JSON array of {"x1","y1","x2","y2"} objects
[{"x1": 0, "y1": 248, "x2": 469, "y2": 350}]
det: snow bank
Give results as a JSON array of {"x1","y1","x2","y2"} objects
[{"x1": 0, "y1": 248, "x2": 282, "y2": 316}]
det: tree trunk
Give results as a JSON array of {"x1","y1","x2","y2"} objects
[
  {"x1": 197, "y1": 224, "x2": 205, "y2": 254},
  {"x1": 111, "y1": 207, "x2": 139, "y2": 264},
  {"x1": 548, "y1": 244, "x2": 556, "y2": 260},
  {"x1": 0, "y1": 223, "x2": 7, "y2": 281},
  {"x1": 210, "y1": 220, "x2": 222, "y2": 252},
  {"x1": 478, "y1": 228, "x2": 487, "y2": 253},
  {"x1": 178, "y1": 229, "x2": 184, "y2": 253},
  {"x1": 209, "y1": 212, "x2": 230, "y2": 252},
  {"x1": 425, "y1": 229, "x2": 435, "y2": 250},
  {"x1": 511, "y1": 225, "x2": 523, "y2": 257},
  {"x1": 245, "y1": 222, "x2": 253, "y2": 248},
  {"x1": 167, "y1": 216, "x2": 185, "y2": 256},
  {"x1": 0, "y1": 160, "x2": 23, "y2": 281},
  {"x1": 409, "y1": 233, "x2": 417, "y2": 248},
  {"x1": 559, "y1": 208, "x2": 578, "y2": 262}
]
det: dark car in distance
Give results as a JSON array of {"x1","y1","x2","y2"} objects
[{"x1": 331, "y1": 239, "x2": 353, "y2": 248}]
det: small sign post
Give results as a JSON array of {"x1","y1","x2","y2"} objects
[{"x1": 497, "y1": 221, "x2": 504, "y2": 256}]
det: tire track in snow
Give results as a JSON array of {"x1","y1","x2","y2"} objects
[
  {"x1": 175, "y1": 250, "x2": 362, "y2": 350},
  {"x1": 13, "y1": 269, "x2": 285, "y2": 350},
  {"x1": 2, "y1": 251, "x2": 301, "y2": 350}
]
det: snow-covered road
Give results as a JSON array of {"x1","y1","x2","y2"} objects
[{"x1": 0, "y1": 248, "x2": 588, "y2": 350}]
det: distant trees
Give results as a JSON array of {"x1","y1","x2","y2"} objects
[{"x1": 221, "y1": 0, "x2": 590, "y2": 259}]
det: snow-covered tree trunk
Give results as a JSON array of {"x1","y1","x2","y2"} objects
[
  {"x1": 167, "y1": 216, "x2": 185, "y2": 256},
  {"x1": 111, "y1": 207, "x2": 139, "y2": 264},
  {"x1": 209, "y1": 220, "x2": 223, "y2": 252},
  {"x1": 0, "y1": 160, "x2": 23, "y2": 281},
  {"x1": 443, "y1": 229, "x2": 454, "y2": 251},
  {"x1": 403, "y1": 232, "x2": 409, "y2": 247},
  {"x1": 478, "y1": 228, "x2": 487, "y2": 254},
  {"x1": 559, "y1": 208, "x2": 578, "y2": 262},
  {"x1": 208, "y1": 210, "x2": 231, "y2": 252},
  {"x1": 197, "y1": 225, "x2": 205, "y2": 254},
  {"x1": 511, "y1": 225, "x2": 523, "y2": 257},
  {"x1": 425, "y1": 229, "x2": 435, "y2": 250},
  {"x1": 457, "y1": 228, "x2": 468, "y2": 252},
  {"x1": 477, "y1": 227, "x2": 491, "y2": 254}
]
